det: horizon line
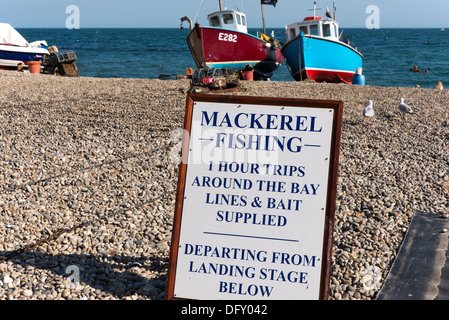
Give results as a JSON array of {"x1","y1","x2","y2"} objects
[{"x1": 14, "y1": 26, "x2": 447, "y2": 29}]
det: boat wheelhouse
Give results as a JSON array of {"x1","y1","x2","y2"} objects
[
  {"x1": 285, "y1": 16, "x2": 340, "y2": 44},
  {"x1": 207, "y1": 9, "x2": 248, "y2": 34},
  {"x1": 281, "y1": 2, "x2": 363, "y2": 83}
]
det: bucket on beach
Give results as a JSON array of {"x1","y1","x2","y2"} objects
[
  {"x1": 352, "y1": 68, "x2": 365, "y2": 86},
  {"x1": 242, "y1": 70, "x2": 254, "y2": 81},
  {"x1": 27, "y1": 61, "x2": 42, "y2": 74}
]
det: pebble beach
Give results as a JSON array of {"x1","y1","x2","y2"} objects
[{"x1": 0, "y1": 69, "x2": 448, "y2": 300}]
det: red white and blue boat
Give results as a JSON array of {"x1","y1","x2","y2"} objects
[
  {"x1": 0, "y1": 23, "x2": 49, "y2": 69},
  {"x1": 181, "y1": 0, "x2": 284, "y2": 79},
  {"x1": 281, "y1": 1, "x2": 363, "y2": 83}
]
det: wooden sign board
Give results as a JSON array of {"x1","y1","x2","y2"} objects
[{"x1": 165, "y1": 93, "x2": 343, "y2": 300}]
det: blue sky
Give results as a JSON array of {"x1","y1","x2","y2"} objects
[{"x1": 2, "y1": 0, "x2": 448, "y2": 28}]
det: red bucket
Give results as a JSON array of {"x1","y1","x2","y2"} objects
[{"x1": 242, "y1": 70, "x2": 254, "y2": 81}]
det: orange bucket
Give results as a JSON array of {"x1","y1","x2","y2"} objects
[{"x1": 27, "y1": 61, "x2": 42, "y2": 74}]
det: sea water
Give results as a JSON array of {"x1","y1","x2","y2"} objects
[{"x1": 18, "y1": 27, "x2": 449, "y2": 88}]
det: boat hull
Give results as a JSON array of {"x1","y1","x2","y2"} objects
[
  {"x1": 186, "y1": 25, "x2": 284, "y2": 77},
  {"x1": 281, "y1": 33, "x2": 363, "y2": 83},
  {"x1": 0, "y1": 44, "x2": 48, "y2": 68}
]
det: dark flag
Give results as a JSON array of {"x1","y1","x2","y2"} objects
[{"x1": 261, "y1": 0, "x2": 277, "y2": 7}]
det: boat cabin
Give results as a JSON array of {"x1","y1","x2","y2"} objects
[
  {"x1": 207, "y1": 10, "x2": 248, "y2": 33},
  {"x1": 285, "y1": 16, "x2": 340, "y2": 42}
]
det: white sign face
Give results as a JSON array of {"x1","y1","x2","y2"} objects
[{"x1": 169, "y1": 97, "x2": 340, "y2": 300}]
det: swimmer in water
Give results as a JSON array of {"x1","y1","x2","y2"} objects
[{"x1": 410, "y1": 64, "x2": 420, "y2": 72}]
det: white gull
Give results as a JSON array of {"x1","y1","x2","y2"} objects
[
  {"x1": 363, "y1": 100, "x2": 374, "y2": 117},
  {"x1": 397, "y1": 98, "x2": 414, "y2": 114}
]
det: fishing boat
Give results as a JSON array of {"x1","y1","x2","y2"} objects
[
  {"x1": 0, "y1": 23, "x2": 49, "y2": 69},
  {"x1": 281, "y1": 1, "x2": 363, "y2": 83},
  {"x1": 181, "y1": 0, "x2": 284, "y2": 79}
]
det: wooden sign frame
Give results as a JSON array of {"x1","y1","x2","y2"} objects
[{"x1": 165, "y1": 93, "x2": 343, "y2": 300}]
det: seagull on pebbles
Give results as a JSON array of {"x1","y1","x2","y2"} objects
[
  {"x1": 363, "y1": 100, "x2": 375, "y2": 117},
  {"x1": 397, "y1": 98, "x2": 414, "y2": 114}
]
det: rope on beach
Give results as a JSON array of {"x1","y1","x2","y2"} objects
[
  {"x1": 1, "y1": 144, "x2": 170, "y2": 193},
  {"x1": 0, "y1": 144, "x2": 178, "y2": 262},
  {"x1": 0, "y1": 187, "x2": 177, "y2": 262}
]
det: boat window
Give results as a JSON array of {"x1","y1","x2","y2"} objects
[
  {"x1": 236, "y1": 14, "x2": 241, "y2": 25},
  {"x1": 339, "y1": 30, "x2": 349, "y2": 44},
  {"x1": 289, "y1": 28, "x2": 296, "y2": 39},
  {"x1": 223, "y1": 14, "x2": 234, "y2": 24},
  {"x1": 241, "y1": 15, "x2": 246, "y2": 26},
  {"x1": 323, "y1": 24, "x2": 331, "y2": 37},
  {"x1": 210, "y1": 15, "x2": 220, "y2": 27},
  {"x1": 310, "y1": 24, "x2": 319, "y2": 36},
  {"x1": 300, "y1": 26, "x2": 308, "y2": 34}
]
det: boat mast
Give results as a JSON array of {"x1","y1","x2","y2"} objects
[
  {"x1": 333, "y1": 0, "x2": 336, "y2": 20},
  {"x1": 261, "y1": 3, "x2": 266, "y2": 34},
  {"x1": 219, "y1": 0, "x2": 223, "y2": 11},
  {"x1": 261, "y1": 0, "x2": 277, "y2": 35},
  {"x1": 309, "y1": 1, "x2": 321, "y2": 19}
]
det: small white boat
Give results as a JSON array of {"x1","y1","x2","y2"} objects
[{"x1": 0, "y1": 23, "x2": 49, "y2": 69}]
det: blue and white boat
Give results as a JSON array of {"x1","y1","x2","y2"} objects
[
  {"x1": 0, "y1": 23, "x2": 48, "y2": 69},
  {"x1": 281, "y1": 1, "x2": 363, "y2": 83}
]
